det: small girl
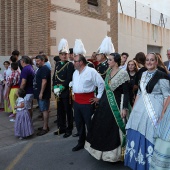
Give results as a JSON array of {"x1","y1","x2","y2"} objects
[{"x1": 14, "y1": 89, "x2": 34, "y2": 139}]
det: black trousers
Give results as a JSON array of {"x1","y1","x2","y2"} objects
[
  {"x1": 57, "y1": 98, "x2": 73, "y2": 133},
  {"x1": 74, "y1": 102, "x2": 94, "y2": 146}
]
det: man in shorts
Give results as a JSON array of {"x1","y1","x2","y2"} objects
[
  {"x1": 20, "y1": 56, "x2": 35, "y2": 118},
  {"x1": 33, "y1": 55, "x2": 51, "y2": 136}
]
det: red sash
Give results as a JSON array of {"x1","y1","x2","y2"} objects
[{"x1": 74, "y1": 92, "x2": 94, "y2": 104}]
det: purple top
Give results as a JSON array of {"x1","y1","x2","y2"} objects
[{"x1": 19, "y1": 65, "x2": 35, "y2": 94}]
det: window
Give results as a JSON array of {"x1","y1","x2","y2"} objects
[{"x1": 88, "y1": 0, "x2": 98, "y2": 6}]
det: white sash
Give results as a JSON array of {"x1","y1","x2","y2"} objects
[{"x1": 140, "y1": 72, "x2": 158, "y2": 128}]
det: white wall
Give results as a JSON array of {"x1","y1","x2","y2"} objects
[
  {"x1": 135, "y1": 0, "x2": 170, "y2": 17},
  {"x1": 118, "y1": 0, "x2": 170, "y2": 29},
  {"x1": 118, "y1": 13, "x2": 170, "y2": 62},
  {"x1": 50, "y1": 10, "x2": 110, "y2": 56}
]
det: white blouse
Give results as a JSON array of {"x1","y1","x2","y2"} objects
[{"x1": 16, "y1": 97, "x2": 25, "y2": 111}]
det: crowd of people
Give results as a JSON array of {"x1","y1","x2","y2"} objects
[{"x1": 0, "y1": 36, "x2": 170, "y2": 170}]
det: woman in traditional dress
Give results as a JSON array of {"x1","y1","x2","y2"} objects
[
  {"x1": 127, "y1": 60, "x2": 138, "y2": 106},
  {"x1": 150, "y1": 96, "x2": 170, "y2": 170},
  {"x1": 85, "y1": 52, "x2": 130, "y2": 162},
  {"x1": 124, "y1": 52, "x2": 170, "y2": 170}
]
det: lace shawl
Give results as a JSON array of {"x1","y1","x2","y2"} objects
[{"x1": 110, "y1": 69, "x2": 130, "y2": 91}]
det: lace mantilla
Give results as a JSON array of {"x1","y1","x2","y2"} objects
[{"x1": 110, "y1": 69, "x2": 130, "y2": 91}]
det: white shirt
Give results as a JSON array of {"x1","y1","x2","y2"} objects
[
  {"x1": 72, "y1": 66, "x2": 105, "y2": 99},
  {"x1": 45, "y1": 61, "x2": 52, "y2": 70},
  {"x1": 6, "y1": 65, "x2": 12, "y2": 78},
  {"x1": 168, "y1": 61, "x2": 170, "y2": 70},
  {"x1": 119, "y1": 64, "x2": 127, "y2": 71}
]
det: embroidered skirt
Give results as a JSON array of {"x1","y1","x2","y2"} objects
[
  {"x1": 149, "y1": 105, "x2": 170, "y2": 169},
  {"x1": 85, "y1": 91, "x2": 122, "y2": 162},
  {"x1": 124, "y1": 129, "x2": 154, "y2": 170},
  {"x1": 150, "y1": 138, "x2": 170, "y2": 170},
  {"x1": 155, "y1": 105, "x2": 170, "y2": 142}
]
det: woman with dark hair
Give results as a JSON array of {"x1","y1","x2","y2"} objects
[
  {"x1": 85, "y1": 52, "x2": 130, "y2": 162},
  {"x1": 134, "y1": 52, "x2": 147, "y2": 86},
  {"x1": 124, "y1": 53, "x2": 170, "y2": 170},
  {"x1": 127, "y1": 60, "x2": 139, "y2": 106}
]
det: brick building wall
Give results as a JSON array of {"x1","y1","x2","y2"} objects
[
  {"x1": 28, "y1": 0, "x2": 50, "y2": 56},
  {"x1": 0, "y1": 0, "x2": 50, "y2": 56},
  {"x1": 0, "y1": 0, "x2": 118, "y2": 56}
]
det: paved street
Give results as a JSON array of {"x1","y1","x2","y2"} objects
[{"x1": 0, "y1": 101, "x2": 130, "y2": 170}]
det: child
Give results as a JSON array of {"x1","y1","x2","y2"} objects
[{"x1": 14, "y1": 89, "x2": 34, "y2": 139}]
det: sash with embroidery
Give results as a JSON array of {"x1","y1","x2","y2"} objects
[
  {"x1": 105, "y1": 69, "x2": 126, "y2": 147},
  {"x1": 140, "y1": 72, "x2": 158, "y2": 128}
]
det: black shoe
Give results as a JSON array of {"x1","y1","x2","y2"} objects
[
  {"x1": 54, "y1": 120, "x2": 57, "y2": 123},
  {"x1": 37, "y1": 129, "x2": 48, "y2": 136},
  {"x1": 63, "y1": 132, "x2": 72, "y2": 138},
  {"x1": 72, "y1": 144, "x2": 84, "y2": 152},
  {"x1": 38, "y1": 127, "x2": 50, "y2": 131},
  {"x1": 72, "y1": 133, "x2": 79, "y2": 137},
  {"x1": 53, "y1": 129, "x2": 65, "y2": 135}
]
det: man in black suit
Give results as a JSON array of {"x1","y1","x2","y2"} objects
[
  {"x1": 164, "y1": 49, "x2": 170, "y2": 75},
  {"x1": 96, "y1": 53, "x2": 108, "y2": 80}
]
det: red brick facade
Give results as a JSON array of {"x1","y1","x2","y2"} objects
[{"x1": 0, "y1": 0, "x2": 118, "y2": 56}]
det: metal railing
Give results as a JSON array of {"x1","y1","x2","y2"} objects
[{"x1": 118, "y1": 0, "x2": 170, "y2": 29}]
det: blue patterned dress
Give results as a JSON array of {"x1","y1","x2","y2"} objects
[{"x1": 124, "y1": 70, "x2": 170, "y2": 170}]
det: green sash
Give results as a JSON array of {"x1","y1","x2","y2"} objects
[{"x1": 105, "y1": 69, "x2": 126, "y2": 147}]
